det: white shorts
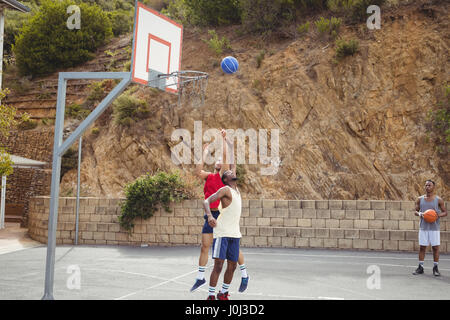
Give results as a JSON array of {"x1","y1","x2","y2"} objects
[{"x1": 418, "y1": 230, "x2": 440, "y2": 247}]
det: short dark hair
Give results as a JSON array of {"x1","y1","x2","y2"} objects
[
  {"x1": 221, "y1": 170, "x2": 232, "y2": 185},
  {"x1": 425, "y1": 179, "x2": 435, "y2": 185}
]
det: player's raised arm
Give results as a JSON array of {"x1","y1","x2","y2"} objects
[{"x1": 195, "y1": 143, "x2": 212, "y2": 180}]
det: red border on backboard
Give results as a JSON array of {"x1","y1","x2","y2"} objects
[
  {"x1": 146, "y1": 34, "x2": 171, "y2": 76},
  {"x1": 131, "y1": 1, "x2": 183, "y2": 93}
]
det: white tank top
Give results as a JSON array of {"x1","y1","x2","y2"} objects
[{"x1": 214, "y1": 186, "x2": 242, "y2": 239}]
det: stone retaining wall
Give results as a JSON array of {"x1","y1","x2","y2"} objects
[{"x1": 28, "y1": 197, "x2": 449, "y2": 252}]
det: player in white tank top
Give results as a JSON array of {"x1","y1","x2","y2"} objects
[
  {"x1": 202, "y1": 169, "x2": 244, "y2": 300},
  {"x1": 214, "y1": 186, "x2": 242, "y2": 239}
]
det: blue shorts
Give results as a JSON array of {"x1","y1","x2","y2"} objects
[
  {"x1": 202, "y1": 210, "x2": 220, "y2": 234},
  {"x1": 212, "y1": 237, "x2": 240, "y2": 262}
]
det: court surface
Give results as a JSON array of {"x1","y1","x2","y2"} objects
[{"x1": 0, "y1": 245, "x2": 449, "y2": 300}]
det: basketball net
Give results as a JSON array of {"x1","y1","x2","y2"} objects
[{"x1": 153, "y1": 70, "x2": 208, "y2": 108}]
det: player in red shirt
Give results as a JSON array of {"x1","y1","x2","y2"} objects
[{"x1": 190, "y1": 130, "x2": 249, "y2": 293}]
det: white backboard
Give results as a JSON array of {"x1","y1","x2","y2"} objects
[{"x1": 131, "y1": 1, "x2": 183, "y2": 93}]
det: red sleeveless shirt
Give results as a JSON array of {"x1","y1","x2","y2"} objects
[{"x1": 204, "y1": 172, "x2": 225, "y2": 209}]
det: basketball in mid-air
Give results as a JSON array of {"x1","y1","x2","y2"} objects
[
  {"x1": 221, "y1": 56, "x2": 239, "y2": 74},
  {"x1": 423, "y1": 209, "x2": 438, "y2": 223}
]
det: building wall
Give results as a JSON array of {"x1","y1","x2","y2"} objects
[
  {"x1": 0, "y1": 129, "x2": 53, "y2": 225},
  {"x1": 28, "y1": 197, "x2": 450, "y2": 252}
]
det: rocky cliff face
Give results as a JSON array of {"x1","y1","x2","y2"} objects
[{"x1": 60, "y1": 1, "x2": 449, "y2": 200}]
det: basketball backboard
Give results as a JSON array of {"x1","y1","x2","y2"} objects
[{"x1": 131, "y1": 1, "x2": 183, "y2": 93}]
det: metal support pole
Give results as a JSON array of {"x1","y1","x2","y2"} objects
[
  {"x1": 42, "y1": 74, "x2": 66, "y2": 300},
  {"x1": 42, "y1": 72, "x2": 131, "y2": 300},
  {"x1": 0, "y1": 175, "x2": 6, "y2": 229},
  {"x1": 74, "y1": 137, "x2": 82, "y2": 245}
]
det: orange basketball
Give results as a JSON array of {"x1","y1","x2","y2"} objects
[{"x1": 423, "y1": 209, "x2": 438, "y2": 223}]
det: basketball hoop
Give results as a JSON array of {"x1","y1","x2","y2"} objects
[{"x1": 148, "y1": 70, "x2": 208, "y2": 108}]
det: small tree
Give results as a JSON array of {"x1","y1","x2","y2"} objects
[
  {"x1": 119, "y1": 171, "x2": 193, "y2": 231},
  {"x1": 14, "y1": 0, "x2": 113, "y2": 76},
  {"x1": 0, "y1": 89, "x2": 18, "y2": 177}
]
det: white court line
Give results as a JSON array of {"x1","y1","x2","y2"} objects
[
  {"x1": 82, "y1": 268, "x2": 169, "y2": 282},
  {"x1": 0, "y1": 244, "x2": 43, "y2": 255},
  {"x1": 243, "y1": 251, "x2": 450, "y2": 261},
  {"x1": 114, "y1": 266, "x2": 213, "y2": 300}
]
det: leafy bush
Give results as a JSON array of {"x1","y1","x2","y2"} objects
[
  {"x1": 119, "y1": 171, "x2": 192, "y2": 231},
  {"x1": 113, "y1": 92, "x2": 149, "y2": 126},
  {"x1": 204, "y1": 30, "x2": 232, "y2": 55},
  {"x1": 0, "y1": 149, "x2": 14, "y2": 177},
  {"x1": 240, "y1": 0, "x2": 295, "y2": 34},
  {"x1": 315, "y1": 16, "x2": 341, "y2": 39},
  {"x1": 3, "y1": 1, "x2": 39, "y2": 55},
  {"x1": 17, "y1": 118, "x2": 38, "y2": 131},
  {"x1": 107, "y1": 9, "x2": 133, "y2": 36},
  {"x1": 297, "y1": 21, "x2": 310, "y2": 36},
  {"x1": 91, "y1": 127, "x2": 100, "y2": 135},
  {"x1": 327, "y1": 0, "x2": 385, "y2": 23},
  {"x1": 65, "y1": 103, "x2": 90, "y2": 120},
  {"x1": 84, "y1": 81, "x2": 108, "y2": 108},
  {"x1": 335, "y1": 39, "x2": 359, "y2": 59},
  {"x1": 255, "y1": 50, "x2": 266, "y2": 68},
  {"x1": 185, "y1": 0, "x2": 241, "y2": 25},
  {"x1": 61, "y1": 147, "x2": 78, "y2": 181},
  {"x1": 294, "y1": 0, "x2": 328, "y2": 11},
  {"x1": 0, "y1": 89, "x2": 17, "y2": 139},
  {"x1": 14, "y1": 0, "x2": 113, "y2": 76}
]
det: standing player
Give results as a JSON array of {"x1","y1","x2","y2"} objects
[
  {"x1": 190, "y1": 131, "x2": 249, "y2": 293},
  {"x1": 413, "y1": 180, "x2": 447, "y2": 276},
  {"x1": 204, "y1": 168, "x2": 242, "y2": 300}
]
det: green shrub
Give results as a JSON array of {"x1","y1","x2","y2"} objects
[
  {"x1": 327, "y1": 0, "x2": 385, "y2": 23},
  {"x1": 0, "y1": 149, "x2": 14, "y2": 177},
  {"x1": 17, "y1": 112, "x2": 38, "y2": 131},
  {"x1": 255, "y1": 50, "x2": 266, "y2": 68},
  {"x1": 335, "y1": 39, "x2": 359, "y2": 59},
  {"x1": 86, "y1": 81, "x2": 107, "y2": 105},
  {"x1": 315, "y1": 16, "x2": 341, "y2": 39},
  {"x1": 240, "y1": 0, "x2": 295, "y2": 34},
  {"x1": 61, "y1": 147, "x2": 78, "y2": 181},
  {"x1": 204, "y1": 30, "x2": 232, "y2": 55},
  {"x1": 119, "y1": 171, "x2": 192, "y2": 231},
  {"x1": 91, "y1": 127, "x2": 100, "y2": 135},
  {"x1": 294, "y1": 0, "x2": 328, "y2": 11},
  {"x1": 9, "y1": 78, "x2": 33, "y2": 95},
  {"x1": 14, "y1": 0, "x2": 113, "y2": 76},
  {"x1": 297, "y1": 21, "x2": 310, "y2": 36},
  {"x1": 3, "y1": 2, "x2": 39, "y2": 55},
  {"x1": 107, "y1": 9, "x2": 133, "y2": 36},
  {"x1": 113, "y1": 92, "x2": 149, "y2": 126},
  {"x1": 185, "y1": 0, "x2": 241, "y2": 25},
  {"x1": 65, "y1": 103, "x2": 90, "y2": 120}
]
